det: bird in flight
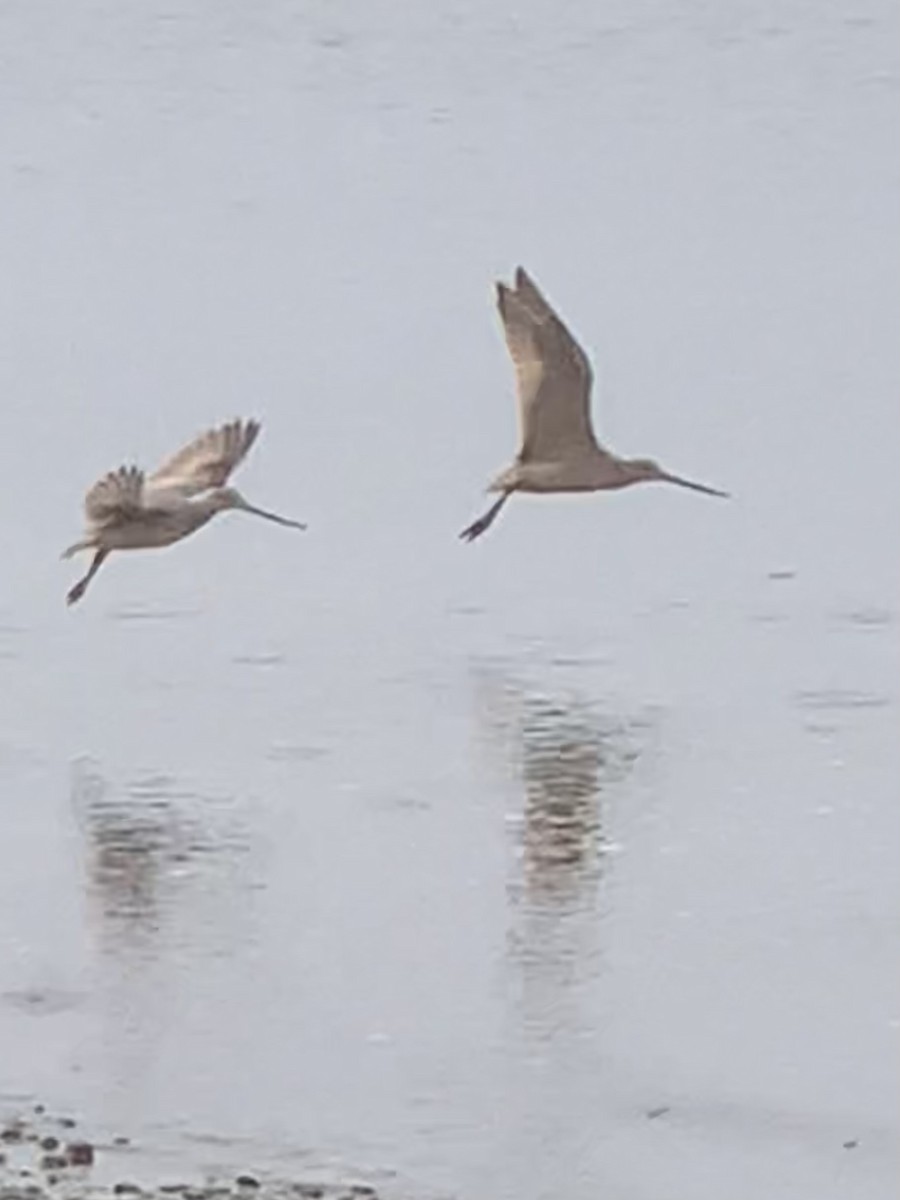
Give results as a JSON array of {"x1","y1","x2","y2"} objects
[
  {"x1": 460, "y1": 267, "x2": 728, "y2": 542},
  {"x1": 63, "y1": 419, "x2": 305, "y2": 606}
]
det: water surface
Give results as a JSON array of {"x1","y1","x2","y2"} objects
[{"x1": 0, "y1": 2, "x2": 897, "y2": 1198}]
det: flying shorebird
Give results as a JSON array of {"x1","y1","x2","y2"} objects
[
  {"x1": 459, "y1": 267, "x2": 728, "y2": 542},
  {"x1": 63, "y1": 419, "x2": 305, "y2": 606}
]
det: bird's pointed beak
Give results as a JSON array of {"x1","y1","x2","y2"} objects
[
  {"x1": 240, "y1": 499, "x2": 307, "y2": 529},
  {"x1": 659, "y1": 470, "x2": 729, "y2": 499}
]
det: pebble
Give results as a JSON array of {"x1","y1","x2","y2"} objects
[
  {"x1": 236, "y1": 1176, "x2": 260, "y2": 1189},
  {"x1": 65, "y1": 1141, "x2": 94, "y2": 1166},
  {"x1": 38, "y1": 1139, "x2": 59, "y2": 1153}
]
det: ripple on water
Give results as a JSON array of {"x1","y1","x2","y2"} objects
[
  {"x1": 108, "y1": 607, "x2": 200, "y2": 623},
  {"x1": 794, "y1": 689, "x2": 891, "y2": 712}
]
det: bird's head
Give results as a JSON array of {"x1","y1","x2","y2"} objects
[
  {"x1": 210, "y1": 487, "x2": 307, "y2": 529},
  {"x1": 210, "y1": 486, "x2": 245, "y2": 512},
  {"x1": 624, "y1": 458, "x2": 729, "y2": 498},
  {"x1": 626, "y1": 457, "x2": 663, "y2": 481}
]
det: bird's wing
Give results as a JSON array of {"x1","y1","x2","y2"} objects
[
  {"x1": 148, "y1": 419, "x2": 261, "y2": 497},
  {"x1": 497, "y1": 268, "x2": 600, "y2": 462},
  {"x1": 84, "y1": 466, "x2": 146, "y2": 528}
]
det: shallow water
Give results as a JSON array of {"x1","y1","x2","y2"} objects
[{"x1": 0, "y1": 1, "x2": 898, "y2": 1198}]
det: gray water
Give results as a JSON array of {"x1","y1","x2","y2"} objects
[{"x1": 0, "y1": 1, "x2": 898, "y2": 1197}]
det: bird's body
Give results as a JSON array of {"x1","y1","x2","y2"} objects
[
  {"x1": 460, "y1": 268, "x2": 727, "y2": 541},
  {"x1": 64, "y1": 419, "x2": 305, "y2": 605},
  {"x1": 488, "y1": 453, "x2": 634, "y2": 494}
]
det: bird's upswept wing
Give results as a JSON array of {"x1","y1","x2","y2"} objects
[
  {"x1": 84, "y1": 466, "x2": 146, "y2": 529},
  {"x1": 497, "y1": 267, "x2": 603, "y2": 463},
  {"x1": 148, "y1": 419, "x2": 261, "y2": 498}
]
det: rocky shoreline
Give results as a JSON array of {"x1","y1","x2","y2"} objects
[{"x1": 0, "y1": 1108, "x2": 383, "y2": 1200}]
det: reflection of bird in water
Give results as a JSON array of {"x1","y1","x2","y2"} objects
[
  {"x1": 472, "y1": 670, "x2": 641, "y2": 911},
  {"x1": 70, "y1": 760, "x2": 250, "y2": 961},
  {"x1": 69, "y1": 760, "x2": 188, "y2": 1104},
  {"x1": 70, "y1": 761, "x2": 187, "y2": 956},
  {"x1": 69, "y1": 761, "x2": 254, "y2": 1112},
  {"x1": 473, "y1": 667, "x2": 646, "y2": 1071},
  {"x1": 518, "y1": 699, "x2": 610, "y2": 905}
]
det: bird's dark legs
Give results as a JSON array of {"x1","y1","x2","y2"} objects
[
  {"x1": 67, "y1": 549, "x2": 108, "y2": 606},
  {"x1": 459, "y1": 493, "x2": 511, "y2": 542}
]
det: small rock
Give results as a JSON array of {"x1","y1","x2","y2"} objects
[
  {"x1": 40, "y1": 1155, "x2": 68, "y2": 1172},
  {"x1": 236, "y1": 1175, "x2": 261, "y2": 1189},
  {"x1": 40, "y1": 1136, "x2": 60, "y2": 1152},
  {"x1": 349, "y1": 1187, "x2": 377, "y2": 1198},
  {"x1": 843, "y1": 1139, "x2": 859, "y2": 1149},
  {"x1": 646, "y1": 1106, "x2": 671, "y2": 1120},
  {"x1": 114, "y1": 1183, "x2": 143, "y2": 1195},
  {"x1": 33, "y1": 1105, "x2": 45, "y2": 1115},
  {"x1": 113, "y1": 1135, "x2": 131, "y2": 1147},
  {"x1": 65, "y1": 1141, "x2": 94, "y2": 1166},
  {"x1": 0, "y1": 1125, "x2": 24, "y2": 1144}
]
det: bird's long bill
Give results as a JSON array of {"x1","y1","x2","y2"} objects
[
  {"x1": 241, "y1": 500, "x2": 307, "y2": 529},
  {"x1": 660, "y1": 471, "x2": 730, "y2": 499}
]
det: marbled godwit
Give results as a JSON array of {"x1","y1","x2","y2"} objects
[
  {"x1": 460, "y1": 268, "x2": 727, "y2": 541},
  {"x1": 64, "y1": 419, "x2": 305, "y2": 605}
]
